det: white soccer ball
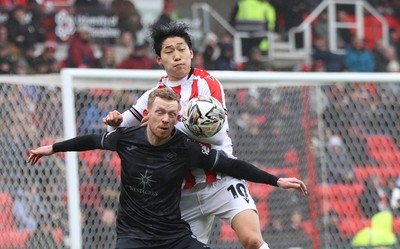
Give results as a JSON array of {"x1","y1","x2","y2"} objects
[{"x1": 181, "y1": 96, "x2": 226, "y2": 138}]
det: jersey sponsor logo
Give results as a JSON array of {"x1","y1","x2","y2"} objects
[
  {"x1": 134, "y1": 169, "x2": 156, "y2": 189},
  {"x1": 127, "y1": 185, "x2": 158, "y2": 196}
]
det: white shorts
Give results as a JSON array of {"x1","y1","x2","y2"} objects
[{"x1": 180, "y1": 176, "x2": 257, "y2": 244}]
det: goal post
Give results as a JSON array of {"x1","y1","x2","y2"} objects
[{"x1": 1, "y1": 70, "x2": 400, "y2": 249}]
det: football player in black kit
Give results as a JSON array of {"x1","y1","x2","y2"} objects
[{"x1": 28, "y1": 88, "x2": 307, "y2": 249}]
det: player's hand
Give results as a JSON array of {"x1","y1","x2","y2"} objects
[
  {"x1": 28, "y1": 145, "x2": 54, "y2": 165},
  {"x1": 141, "y1": 116, "x2": 149, "y2": 126},
  {"x1": 103, "y1": 110, "x2": 123, "y2": 127},
  {"x1": 277, "y1": 177, "x2": 308, "y2": 196}
]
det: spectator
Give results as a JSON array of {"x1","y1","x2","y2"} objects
[
  {"x1": 117, "y1": 43, "x2": 156, "y2": 69},
  {"x1": 229, "y1": 0, "x2": 276, "y2": 56},
  {"x1": 313, "y1": 10, "x2": 329, "y2": 42},
  {"x1": 12, "y1": 188, "x2": 37, "y2": 231},
  {"x1": 352, "y1": 211, "x2": 398, "y2": 247},
  {"x1": 92, "y1": 208, "x2": 117, "y2": 248},
  {"x1": 26, "y1": 217, "x2": 59, "y2": 249},
  {"x1": 215, "y1": 42, "x2": 237, "y2": 70},
  {"x1": 336, "y1": 10, "x2": 353, "y2": 47},
  {"x1": 77, "y1": 94, "x2": 114, "y2": 134},
  {"x1": 34, "y1": 41, "x2": 60, "y2": 74},
  {"x1": 232, "y1": 112, "x2": 265, "y2": 165},
  {"x1": 6, "y1": 6, "x2": 38, "y2": 54},
  {"x1": 390, "y1": 177, "x2": 400, "y2": 214},
  {"x1": 96, "y1": 44, "x2": 117, "y2": 69},
  {"x1": 200, "y1": 32, "x2": 220, "y2": 70},
  {"x1": 325, "y1": 135, "x2": 356, "y2": 184},
  {"x1": 155, "y1": 0, "x2": 177, "y2": 26},
  {"x1": 0, "y1": 42, "x2": 16, "y2": 74},
  {"x1": 285, "y1": 209, "x2": 312, "y2": 248},
  {"x1": 75, "y1": 0, "x2": 102, "y2": 13},
  {"x1": 385, "y1": 46, "x2": 400, "y2": 72},
  {"x1": 268, "y1": 179, "x2": 310, "y2": 222},
  {"x1": 0, "y1": 24, "x2": 18, "y2": 57},
  {"x1": 344, "y1": 120, "x2": 378, "y2": 166},
  {"x1": 344, "y1": 36, "x2": 375, "y2": 72},
  {"x1": 359, "y1": 175, "x2": 389, "y2": 219},
  {"x1": 372, "y1": 39, "x2": 388, "y2": 72},
  {"x1": 66, "y1": 25, "x2": 97, "y2": 68},
  {"x1": 263, "y1": 216, "x2": 286, "y2": 248},
  {"x1": 321, "y1": 210, "x2": 348, "y2": 248},
  {"x1": 243, "y1": 47, "x2": 267, "y2": 71},
  {"x1": 110, "y1": 0, "x2": 142, "y2": 43},
  {"x1": 113, "y1": 31, "x2": 134, "y2": 65},
  {"x1": 313, "y1": 37, "x2": 344, "y2": 72}
]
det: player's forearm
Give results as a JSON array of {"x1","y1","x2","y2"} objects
[
  {"x1": 53, "y1": 134, "x2": 104, "y2": 152},
  {"x1": 213, "y1": 154, "x2": 279, "y2": 186}
]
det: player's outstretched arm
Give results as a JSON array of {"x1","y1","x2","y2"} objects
[
  {"x1": 212, "y1": 153, "x2": 308, "y2": 196},
  {"x1": 28, "y1": 134, "x2": 104, "y2": 166},
  {"x1": 28, "y1": 145, "x2": 55, "y2": 165},
  {"x1": 276, "y1": 178, "x2": 308, "y2": 196}
]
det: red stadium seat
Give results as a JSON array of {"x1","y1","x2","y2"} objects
[
  {"x1": 80, "y1": 183, "x2": 100, "y2": 207},
  {"x1": 393, "y1": 217, "x2": 400, "y2": 235},
  {"x1": 247, "y1": 181, "x2": 274, "y2": 200},
  {"x1": 339, "y1": 218, "x2": 370, "y2": 237},
  {"x1": 366, "y1": 135, "x2": 400, "y2": 164},
  {"x1": 79, "y1": 150, "x2": 103, "y2": 167},
  {"x1": 355, "y1": 165, "x2": 400, "y2": 183},
  {"x1": 0, "y1": 192, "x2": 14, "y2": 232},
  {"x1": 53, "y1": 227, "x2": 64, "y2": 245},
  {"x1": 284, "y1": 150, "x2": 300, "y2": 165},
  {"x1": 219, "y1": 221, "x2": 238, "y2": 242},
  {"x1": 0, "y1": 230, "x2": 32, "y2": 248},
  {"x1": 300, "y1": 220, "x2": 314, "y2": 239},
  {"x1": 315, "y1": 184, "x2": 364, "y2": 219},
  {"x1": 110, "y1": 153, "x2": 122, "y2": 178}
]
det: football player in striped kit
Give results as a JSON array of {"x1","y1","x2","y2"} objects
[{"x1": 103, "y1": 22, "x2": 305, "y2": 249}]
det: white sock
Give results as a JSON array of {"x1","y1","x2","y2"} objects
[{"x1": 259, "y1": 242, "x2": 270, "y2": 249}]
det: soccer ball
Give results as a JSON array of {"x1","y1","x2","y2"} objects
[{"x1": 181, "y1": 96, "x2": 226, "y2": 137}]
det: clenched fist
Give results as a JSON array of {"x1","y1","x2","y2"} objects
[{"x1": 103, "y1": 110, "x2": 123, "y2": 127}]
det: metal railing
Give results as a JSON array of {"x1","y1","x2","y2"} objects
[
  {"x1": 288, "y1": 0, "x2": 390, "y2": 64},
  {"x1": 191, "y1": 3, "x2": 278, "y2": 63}
]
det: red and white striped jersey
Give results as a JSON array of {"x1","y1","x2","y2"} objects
[{"x1": 120, "y1": 68, "x2": 234, "y2": 188}]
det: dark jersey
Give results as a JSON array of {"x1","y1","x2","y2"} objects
[
  {"x1": 53, "y1": 126, "x2": 279, "y2": 241},
  {"x1": 55, "y1": 126, "x2": 219, "y2": 240}
]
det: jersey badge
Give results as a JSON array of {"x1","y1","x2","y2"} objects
[{"x1": 201, "y1": 145, "x2": 210, "y2": 155}]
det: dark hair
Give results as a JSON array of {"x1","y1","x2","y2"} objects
[
  {"x1": 150, "y1": 21, "x2": 193, "y2": 56},
  {"x1": 148, "y1": 88, "x2": 180, "y2": 109}
]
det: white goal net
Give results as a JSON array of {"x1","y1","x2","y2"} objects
[{"x1": 1, "y1": 70, "x2": 400, "y2": 249}]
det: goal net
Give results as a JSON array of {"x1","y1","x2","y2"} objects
[{"x1": 1, "y1": 70, "x2": 400, "y2": 249}]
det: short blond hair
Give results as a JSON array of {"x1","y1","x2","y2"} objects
[{"x1": 148, "y1": 88, "x2": 180, "y2": 109}]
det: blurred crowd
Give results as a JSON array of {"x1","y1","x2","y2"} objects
[
  {"x1": 0, "y1": 0, "x2": 399, "y2": 75},
  {"x1": 2, "y1": 0, "x2": 400, "y2": 248}
]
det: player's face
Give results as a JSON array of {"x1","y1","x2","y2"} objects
[
  {"x1": 156, "y1": 37, "x2": 193, "y2": 81},
  {"x1": 145, "y1": 97, "x2": 180, "y2": 145}
]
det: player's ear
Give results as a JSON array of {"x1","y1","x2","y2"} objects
[
  {"x1": 189, "y1": 49, "x2": 194, "y2": 59},
  {"x1": 175, "y1": 114, "x2": 180, "y2": 124},
  {"x1": 143, "y1": 109, "x2": 149, "y2": 118},
  {"x1": 155, "y1": 55, "x2": 162, "y2": 66}
]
